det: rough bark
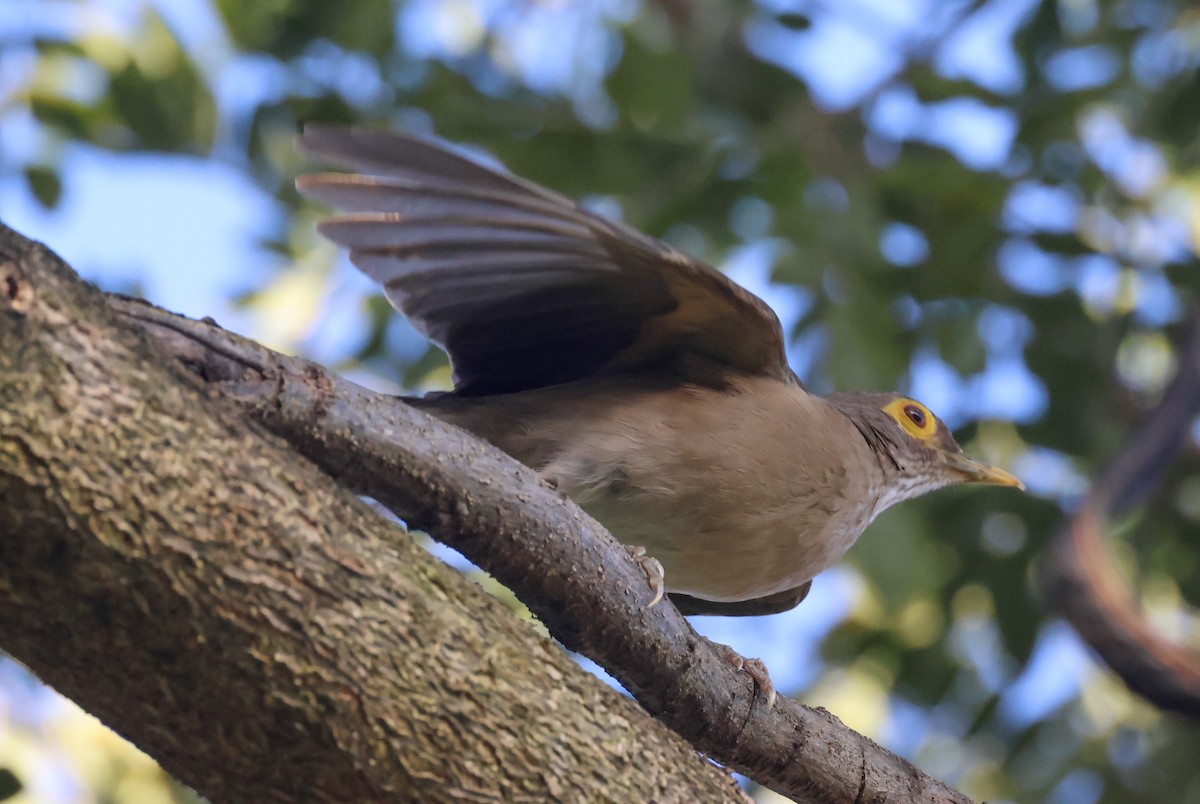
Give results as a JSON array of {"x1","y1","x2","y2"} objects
[{"x1": 0, "y1": 224, "x2": 749, "y2": 802}]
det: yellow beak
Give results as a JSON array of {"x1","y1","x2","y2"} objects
[{"x1": 942, "y1": 452, "x2": 1024, "y2": 489}]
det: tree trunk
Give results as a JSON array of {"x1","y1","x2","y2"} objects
[{"x1": 0, "y1": 225, "x2": 746, "y2": 802}]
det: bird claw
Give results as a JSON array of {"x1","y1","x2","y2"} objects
[
  {"x1": 624, "y1": 545, "x2": 665, "y2": 608},
  {"x1": 739, "y1": 657, "x2": 777, "y2": 710},
  {"x1": 710, "y1": 640, "x2": 777, "y2": 709},
  {"x1": 539, "y1": 471, "x2": 570, "y2": 499}
]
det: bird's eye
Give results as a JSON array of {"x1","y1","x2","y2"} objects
[
  {"x1": 884, "y1": 398, "x2": 936, "y2": 439},
  {"x1": 903, "y1": 404, "x2": 926, "y2": 428}
]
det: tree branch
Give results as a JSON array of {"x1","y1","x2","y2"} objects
[
  {"x1": 0, "y1": 224, "x2": 749, "y2": 802},
  {"x1": 1042, "y1": 300, "x2": 1200, "y2": 718},
  {"x1": 103, "y1": 273, "x2": 971, "y2": 796}
]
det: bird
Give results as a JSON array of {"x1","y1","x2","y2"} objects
[{"x1": 296, "y1": 124, "x2": 1023, "y2": 620}]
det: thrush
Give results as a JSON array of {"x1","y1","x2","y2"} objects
[{"x1": 297, "y1": 125, "x2": 1023, "y2": 619}]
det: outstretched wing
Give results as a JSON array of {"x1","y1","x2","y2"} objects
[{"x1": 297, "y1": 125, "x2": 791, "y2": 395}]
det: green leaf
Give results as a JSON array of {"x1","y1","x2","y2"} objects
[
  {"x1": 774, "y1": 12, "x2": 811, "y2": 31},
  {"x1": 215, "y1": 0, "x2": 394, "y2": 57},
  {"x1": 107, "y1": 10, "x2": 216, "y2": 152},
  {"x1": 29, "y1": 93, "x2": 98, "y2": 140},
  {"x1": 607, "y1": 35, "x2": 695, "y2": 133},
  {"x1": 0, "y1": 768, "x2": 21, "y2": 801},
  {"x1": 23, "y1": 165, "x2": 63, "y2": 209}
]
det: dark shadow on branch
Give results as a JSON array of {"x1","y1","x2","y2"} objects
[{"x1": 1042, "y1": 297, "x2": 1200, "y2": 719}]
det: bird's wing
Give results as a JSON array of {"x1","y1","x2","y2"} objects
[
  {"x1": 669, "y1": 582, "x2": 812, "y2": 617},
  {"x1": 297, "y1": 125, "x2": 791, "y2": 395}
]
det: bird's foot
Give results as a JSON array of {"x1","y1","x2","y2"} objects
[
  {"x1": 538, "y1": 471, "x2": 572, "y2": 500},
  {"x1": 709, "y1": 640, "x2": 777, "y2": 709},
  {"x1": 624, "y1": 545, "x2": 665, "y2": 609}
]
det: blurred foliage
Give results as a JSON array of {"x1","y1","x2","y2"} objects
[
  {"x1": 0, "y1": 768, "x2": 20, "y2": 801},
  {"x1": 0, "y1": 669, "x2": 201, "y2": 803},
  {"x1": 2, "y1": 0, "x2": 1200, "y2": 802}
]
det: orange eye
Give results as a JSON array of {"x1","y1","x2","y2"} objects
[{"x1": 903, "y1": 404, "x2": 926, "y2": 428}]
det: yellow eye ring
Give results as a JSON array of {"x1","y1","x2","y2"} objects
[{"x1": 883, "y1": 398, "x2": 936, "y2": 439}]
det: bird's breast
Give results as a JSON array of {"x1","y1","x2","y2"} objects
[{"x1": 538, "y1": 377, "x2": 883, "y2": 603}]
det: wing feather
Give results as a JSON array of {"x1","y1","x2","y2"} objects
[{"x1": 298, "y1": 124, "x2": 791, "y2": 394}]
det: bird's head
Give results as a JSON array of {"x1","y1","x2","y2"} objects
[{"x1": 828, "y1": 392, "x2": 1023, "y2": 510}]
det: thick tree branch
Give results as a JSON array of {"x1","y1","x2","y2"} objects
[
  {"x1": 0, "y1": 224, "x2": 749, "y2": 802},
  {"x1": 103, "y1": 277, "x2": 971, "y2": 796},
  {"x1": 1042, "y1": 300, "x2": 1200, "y2": 718}
]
